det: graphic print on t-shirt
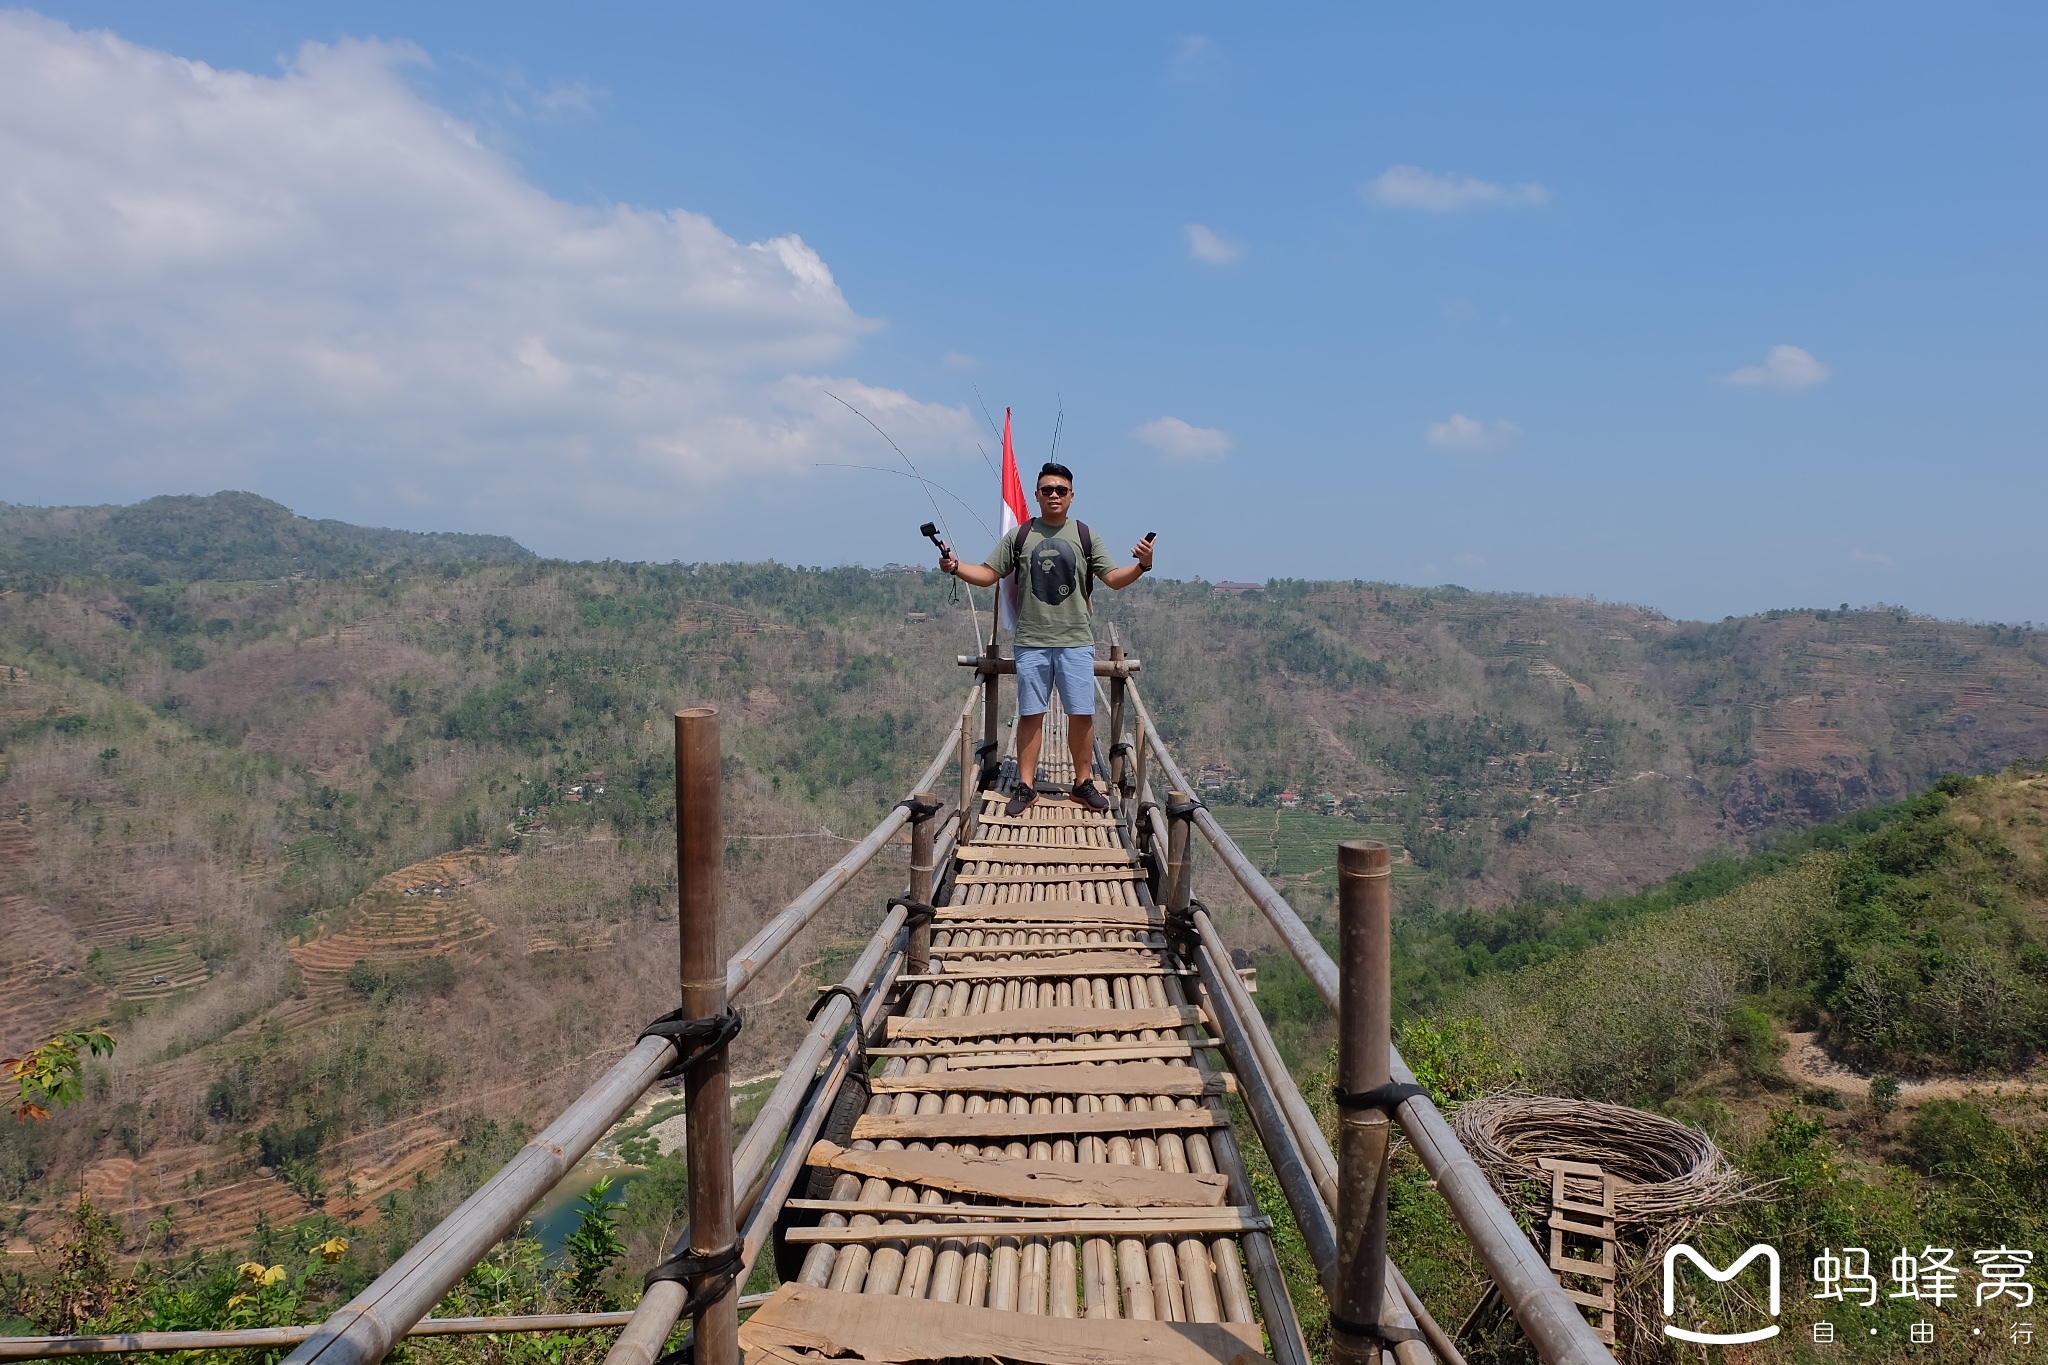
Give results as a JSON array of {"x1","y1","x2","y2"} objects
[{"x1": 1028, "y1": 533, "x2": 1079, "y2": 606}]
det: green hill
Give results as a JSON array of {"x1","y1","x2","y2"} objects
[
  {"x1": 1, "y1": 491, "x2": 2046, "y2": 1273},
  {"x1": 0, "y1": 491, "x2": 533, "y2": 584}
]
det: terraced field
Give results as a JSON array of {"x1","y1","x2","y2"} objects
[
  {"x1": 287, "y1": 851, "x2": 500, "y2": 1003},
  {"x1": 1205, "y1": 807, "x2": 1411, "y2": 895}
]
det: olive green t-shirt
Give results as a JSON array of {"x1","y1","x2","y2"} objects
[{"x1": 985, "y1": 519, "x2": 1119, "y2": 649}]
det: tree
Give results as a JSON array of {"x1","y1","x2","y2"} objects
[{"x1": 5, "y1": 1028, "x2": 115, "y2": 1122}]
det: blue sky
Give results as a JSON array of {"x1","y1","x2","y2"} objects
[{"x1": 3, "y1": 3, "x2": 2044, "y2": 623}]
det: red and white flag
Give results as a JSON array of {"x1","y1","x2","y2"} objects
[{"x1": 998, "y1": 407, "x2": 1028, "y2": 626}]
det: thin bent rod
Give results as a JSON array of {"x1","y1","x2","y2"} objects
[
  {"x1": 1125, "y1": 683, "x2": 1615, "y2": 1365},
  {"x1": 279, "y1": 693, "x2": 975, "y2": 1365}
]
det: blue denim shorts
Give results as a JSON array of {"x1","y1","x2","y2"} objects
[{"x1": 1014, "y1": 645, "x2": 1096, "y2": 718}]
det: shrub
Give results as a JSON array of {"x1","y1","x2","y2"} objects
[
  {"x1": 1723, "y1": 1004, "x2": 1780, "y2": 1081},
  {"x1": 1904, "y1": 1101, "x2": 2009, "y2": 1176}
]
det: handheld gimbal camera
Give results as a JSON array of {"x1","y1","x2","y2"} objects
[{"x1": 919, "y1": 522, "x2": 952, "y2": 564}]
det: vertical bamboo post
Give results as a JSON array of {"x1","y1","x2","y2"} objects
[
  {"x1": 676, "y1": 709, "x2": 737, "y2": 1365},
  {"x1": 1332, "y1": 840, "x2": 1393, "y2": 1365},
  {"x1": 981, "y1": 580, "x2": 1003, "y2": 789},
  {"x1": 1131, "y1": 711, "x2": 1150, "y2": 844},
  {"x1": 1106, "y1": 633, "x2": 1127, "y2": 800},
  {"x1": 907, "y1": 791, "x2": 937, "y2": 976},
  {"x1": 1165, "y1": 791, "x2": 1193, "y2": 913},
  {"x1": 957, "y1": 714, "x2": 976, "y2": 842}
]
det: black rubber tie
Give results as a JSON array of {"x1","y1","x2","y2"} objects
[
  {"x1": 1331, "y1": 1081, "x2": 1428, "y2": 1113},
  {"x1": 639, "y1": 1004, "x2": 742, "y2": 1081},
  {"x1": 896, "y1": 794, "x2": 942, "y2": 822},
  {"x1": 887, "y1": 896, "x2": 936, "y2": 933},
  {"x1": 1164, "y1": 899, "x2": 1203, "y2": 962},
  {"x1": 643, "y1": 1241, "x2": 744, "y2": 1319},
  {"x1": 1165, "y1": 793, "x2": 1207, "y2": 820},
  {"x1": 806, "y1": 984, "x2": 871, "y2": 1075},
  {"x1": 1327, "y1": 1308, "x2": 1422, "y2": 1343}
]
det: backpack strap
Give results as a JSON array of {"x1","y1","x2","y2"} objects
[{"x1": 1011, "y1": 520, "x2": 1098, "y2": 609}]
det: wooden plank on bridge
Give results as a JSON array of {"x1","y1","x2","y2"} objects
[
  {"x1": 782, "y1": 1212, "x2": 1268, "y2": 1243},
  {"x1": 804, "y1": 1139, "x2": 1230, "y2": 1207},
  {"x1": 936, "y1": 900, "x2": 1161, "y2": 925},
  {"x1": 866, "y1": 1062, "x2": 1233, "y2": 1098},
  {"x1": 738, "y1": 1284, "x2": 1272, "y2": 1365},
  {"x1": 849, "y1": 1107, "x2": 1221, "y2": 1142},
  {"x1": 870, "y1": 1042, "x2": 1199, "y2": 1067},
  {"x1": 956, "y1": 845, "x2": 1139, "y2": 866},
  {"x1": 904, "y1": 955, "x2": 1177, "y2": 980},
  {"x1": 781, "y1": 1200, "x2": 1255, "y2": 1222},
  {"x1": 884, "y1": 1005, "x2": 1203, "y2": 1040},
  {"x1": 954, "y1": 867, "x2": 1144, "y2": 885}
]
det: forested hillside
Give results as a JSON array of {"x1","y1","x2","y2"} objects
[
  {"x1": 3, "y1": 491, "x2": 2047, "y2": 1264},
  {"x1": 1334, "y1": 761, "x2": 2048, "y2": 1363}
]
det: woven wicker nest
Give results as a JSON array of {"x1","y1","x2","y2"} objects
[{"x1": 1451, "y1": 1091, "x2": 1765, "y2": 1228}]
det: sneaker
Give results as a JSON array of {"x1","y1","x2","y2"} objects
[
  {"x1": 1004, "y1": 784, "x2": 1038, "y2": 818},
  {"x1": 1072, "y1": 778, "x2": 1110, "y2": 813}
]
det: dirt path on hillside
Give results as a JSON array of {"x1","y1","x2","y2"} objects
[{"x1": 1782, "y1": 1031, "x2": 2048, "y2": 1102}]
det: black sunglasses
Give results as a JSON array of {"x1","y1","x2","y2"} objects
[{"x1": 1036, "y1": 484, "x2": 1072, "y2": 496}]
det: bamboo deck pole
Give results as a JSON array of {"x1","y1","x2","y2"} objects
[
  {"x1": 1106, "y1": 630, "x2": 1128, "y2": 797},
  {"x1": 1331, "y1": 841, "x2": 1393, "y2": 1365},
  {"x1": 908, "y1": 790, "x2": 938, "y2": 975},
  {"x1": 1165, "y1": 791, "x2": 1193, "y2": 913},
  {"x1": 675, "y1": 709, "x2": 738, "y2": 1365}
]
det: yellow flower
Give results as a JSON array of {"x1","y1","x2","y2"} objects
[
  {"x1": 317, "y1": 1236, "x2": 349, "y2": 1264},
  {"x1": 236, "y1": 1262, "x2": 268, "y2": 1282},
  {"x1": 226, "y1": 1294, "x2": 249, "y2": 1309},
  {"x1": 258, "y1": 1264, "x2": 288, "y2": 1287}
]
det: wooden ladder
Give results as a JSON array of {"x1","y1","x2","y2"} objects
[{"x1": 1539, "y1": 1157, "x2": 1620, "y2": 1346}]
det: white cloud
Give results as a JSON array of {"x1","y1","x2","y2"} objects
[
  {"x1": 941, "y1": 350, "x2": 980, "y2": 370},
  {"x1": 1850, "y1": 549, "x2": 1894, "y2": 566},
  {"x1": 1425, "y1": 414, "x2": 1521, "y2": 451},
  {"x1": 1183, "y1": 224, "x2": 1244, "y2": 266},
  {"x1": 1134, "y1": 416, "x2": 1233, "y2": 462},
  {"x1": 1168, "y1": 35, "x2": 1221, "y2": 84},
  {"x1": 535, "y1": 80, "x2": 597, "y2": 117},
  {"x1": 1724, "y1": 344, "x2": 1831, "y2": 390},
  {"x1": 1455, "y1": 552, "x2": 1490, "y2": 572},
  {"x1": 0, "y1": 13, "x2": 975, "y2": 550},
  {"x1": 1369, "y1": 165, "x2": 1549, "y2": 212}
]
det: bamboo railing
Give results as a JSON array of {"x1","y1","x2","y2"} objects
[{"x1": 6, "y1": 636, "x2": 1620, "y2": 1365}]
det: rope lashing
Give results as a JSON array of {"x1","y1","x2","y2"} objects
[
  {"x1": 639, "y1": 1004, "x2": 742, "y2": 1081},
  {"x1": 1165, "y1": 793, "x2": 1207, "y2": 821}
]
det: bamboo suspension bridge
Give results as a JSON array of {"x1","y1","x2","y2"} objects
[{"x1": 4, "y1": 630, "x2": 1619, "y2": 1365}]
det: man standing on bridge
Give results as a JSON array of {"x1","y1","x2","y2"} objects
[{"x1": 940, "y1": 461, "x2": 1155, "y2": 816}]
